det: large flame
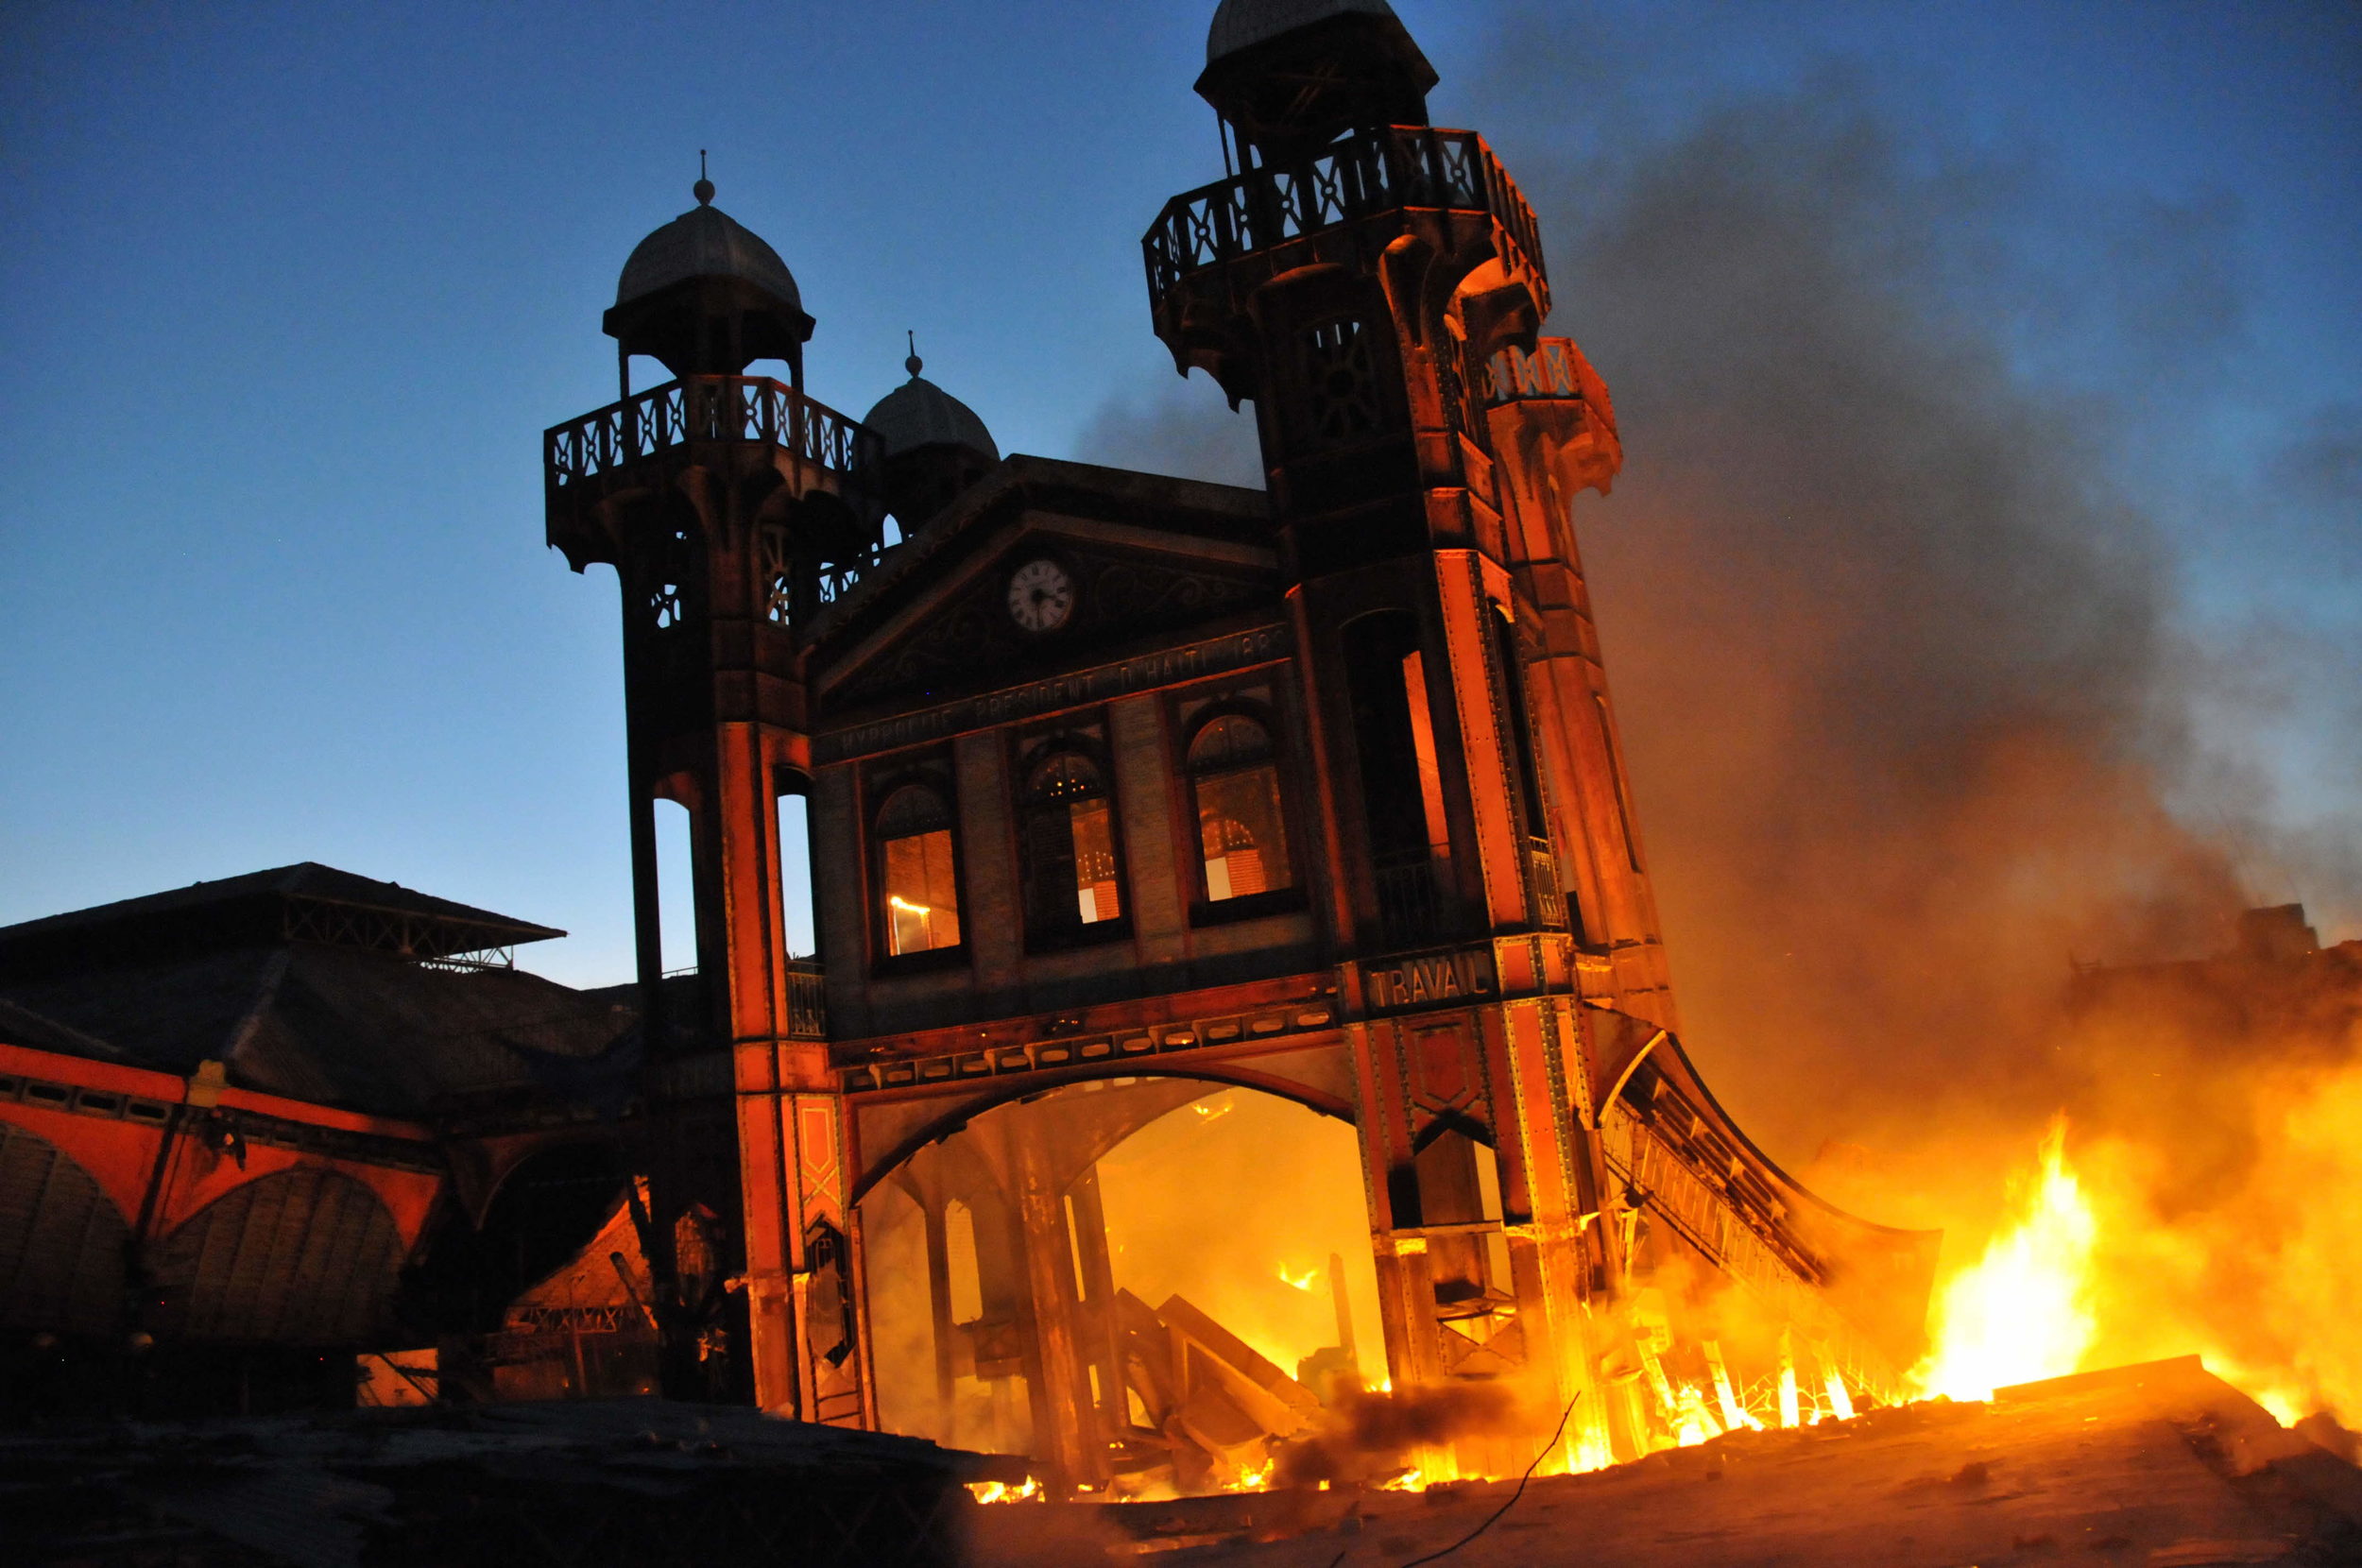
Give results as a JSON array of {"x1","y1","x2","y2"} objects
[{"x1": 1912, "y1": 1119, "x2": 2098, "y2": 1403}]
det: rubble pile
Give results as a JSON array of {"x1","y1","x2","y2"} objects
[{"x1": 967, "y1": 1358, "x2": 2362, "y2": 1566}]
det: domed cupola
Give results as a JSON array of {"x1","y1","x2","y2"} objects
[
  {"x1": 1198, "y1": 0, "x2": 1436, "y2": 163},
  {"x1": 861, "y1": 337, "x2": 1000, "y2": 530},
  {"x1": 603, "y1": 160, "x2": 816, "y2": 384}
]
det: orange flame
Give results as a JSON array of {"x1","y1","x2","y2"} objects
[
  {"x1": 966, "y1": 1476, "x2": 1041, "y2": 1505},
  {"x1": 1911, "y1": 1118, "x2": 2097, "y2": 1403},
  {"x1": 1224, "y1": 1458, "x2": 1276, "y2": 1491}
]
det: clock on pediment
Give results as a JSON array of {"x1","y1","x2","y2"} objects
[{"x1": 1006, "y1": 557, "x2": 1074, "y2": 634}]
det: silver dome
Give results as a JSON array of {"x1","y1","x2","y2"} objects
[
  {"x1": 615, "y1": 203, "x2": 802, "y2": 312},
  {"x1": 1207, "y1": 0, "x2": 1400, "y2": 62},
  {"x1": 864, "y1": 374, "x2": 999, "y2": 462}
]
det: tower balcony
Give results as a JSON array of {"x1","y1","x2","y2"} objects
[
  {"x1": 543, "y1": 376, "x2": 881, "y2": 569},
  {"x1": 1143, "y1": 124, "x2": 1550, "y2": 322}
]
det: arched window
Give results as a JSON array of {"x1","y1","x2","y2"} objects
[
  {"x1": 876, "y1": 785, "x2": 963, "y2": 956},
  {"x1": 1021, "y1": 748, "x2": 1123, "y2": 938},
  {"x1": 1186, "y1": 712, "x2": 1294, "y2": 905}
]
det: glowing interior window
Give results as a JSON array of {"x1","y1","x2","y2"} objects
[
  {"x1": 1189, "y1": 714, "x2": 1292, "y2": 903},
  {"x1": 1069, "y1": 796, "x2": 1121, "y2": 924},
  {"x1": 1025, "y1": 749, "x2": 1123, "y2": 930},
  {"x1": 878, "y1": 786, "x2": 962, "y2": 955}
]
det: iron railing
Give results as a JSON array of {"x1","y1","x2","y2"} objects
[
  {"x1": 785, "y1": 960, "x2": 828, "y2": 1041},
  {"x1": 1374, "y1": 858, "x2": 1445, "y2": 952},
  {"x1": 1143, "y1": 126, "x2": 1547, "y2": 312},
  {"x1": 546, "y1": 377, "x2": 879, "y2": 491},
  {"x1": 1525, "y1": 837, "x2": 1567, "y2": 929},
  {"x1": 1484, "y1": 337, "x2": 1583, "y2": 405}
]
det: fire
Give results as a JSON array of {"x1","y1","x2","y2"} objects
[
  {"x1": 1224, "y1": 1458, "x2": 1276, "y2": 1491},
  {"x1": 1378, "y1": 1467, "x2": 1427, "y2": 1491},
  {"x1": 1912, "y1": 1119, "x2": 2097, "y2": 1403},
  {"x1": 966, "y1": 1476, "x2": 1041, "y2": 1505},
  {"x1": 1277, "y1": 1264, "x2": 1318, "y2": 1291}
]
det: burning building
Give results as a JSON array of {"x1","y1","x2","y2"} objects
[{"x1": 537, "y1": 0, "x2": 1940, "y2": 1492}]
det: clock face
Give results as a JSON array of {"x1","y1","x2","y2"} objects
[{"x1": 1006, "y1": 557, "x2": 1075, "y2": 633}]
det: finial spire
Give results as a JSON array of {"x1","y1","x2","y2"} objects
[
  {"x1": 693, "y1": 149, "x2": 714, "y2": 206},
  {"x1": 905, "y1": 330, "x2": 923, "y2": 379}
]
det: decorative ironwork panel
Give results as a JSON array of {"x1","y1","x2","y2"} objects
[
  {"x1": 1484, "y1": 339, "x2": 1583, "y2": 405},
  {"x1": 760, "y1": 525, "x2": 795, "y2": 626},
  {"x1": 1305, "y1": 317, "x2": 1380, "y2": 443}
]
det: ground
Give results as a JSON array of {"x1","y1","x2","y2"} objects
[{"x1": 965, "y1": 1359, "x2": 2362, "y2": 1567}]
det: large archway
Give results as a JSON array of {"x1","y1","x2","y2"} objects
[
  {"x1": 857, "y1": 1076, "x2": 1380, "y2": 1495},
  {"x1": 152, "y1": 1167, "x2": 405, "y2": 1346},
  {"x1": 0, "y1": 1120, "x2": 128, "y2": 1334},
  {"x1": 410, "y1": 1141, "x2": 631, "y2": 1336}
]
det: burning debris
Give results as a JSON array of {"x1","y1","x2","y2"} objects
[{"x1": 964, "y1": 1357, "x2": 2362, "y2": 1567}]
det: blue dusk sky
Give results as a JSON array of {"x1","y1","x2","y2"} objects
[{"x1": 3, "y1": 1, "x2": 2355, "y2": 991}]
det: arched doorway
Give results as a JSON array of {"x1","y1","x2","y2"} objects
[
  {"x1": 411, "y1": 1143, "x2": 631, "y2": 1336},
  {"x1": 857, "y1": 1076, "x2": 1379, "y2": 1495}
]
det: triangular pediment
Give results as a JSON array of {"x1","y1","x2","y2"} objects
[{"x1": 808, "y1": 455, "x2": 1278, "y2": 721}]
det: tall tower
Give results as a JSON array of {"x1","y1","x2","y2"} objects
[
  {"x1": 1144, "y1": 0, "x2": 1695, "y2": 1463},
  {"x1": 1153, "y1": 0, "x2": 1674, "y2": 1012},
  {"x1": 543, "y1": 175, "x2": 877, "y2": 1414}
]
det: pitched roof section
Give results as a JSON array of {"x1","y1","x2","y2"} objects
[
  {"x1": 1, "y1": 944, "x2": 636, "y2": 1119},
  {"x1": 0, "y1": 996, "x2": 128, "y2": 1064},
  {"x1": 0, "y1": 863, "x2": 564, "y2": 981},
  {"x1": 801, "y1": 454, "x2": 1277, "y2": 722},
  {"x1": 809, "y1": 454, "x2": 1269, "y2": 645}
]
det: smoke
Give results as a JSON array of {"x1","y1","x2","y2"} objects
[
  {"x1": 1074, "y1": 23, "x2": 2360, "y2": 1422},
  {"x1": 1275, "y1": 1382, "x2": 1530, "y2": 1488},
  {"x1": 1473, "y1": 72, "x2": 2268, "y2": 1163}
]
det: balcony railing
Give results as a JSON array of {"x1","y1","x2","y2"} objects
[
  {"x1": 546, "y1": 376, "x2": 879, "y2": 492},
  {"x1": 1143, "y1": 126, "x2": 1548, "y2": 313},
  {"x1": 1524, "y1": 837, "x2": 1567, "y2": 929},
  {"x1": 785, "y1": 959, "x2": 828, "y2": 1041},
  {"x1": 1374, "y1": 858, "x2": 1445, "y2": 953}
]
